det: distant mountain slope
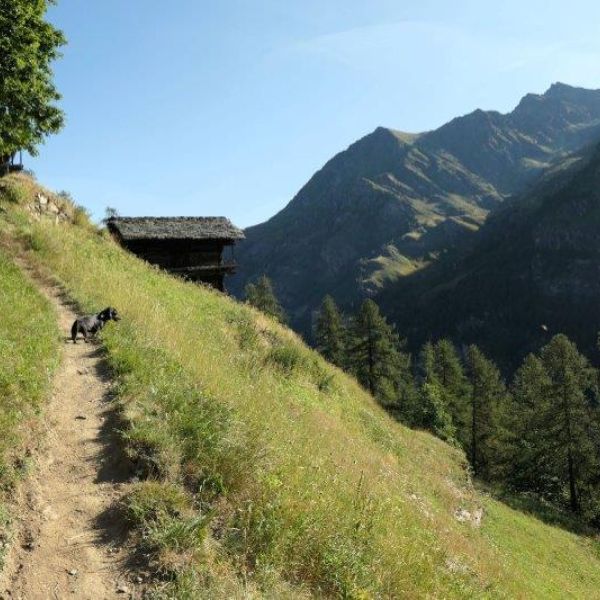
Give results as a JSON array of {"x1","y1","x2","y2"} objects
[
  {"x1": 378, "y1": 140, "x2": 600, "y2": 368},
  {"x1": 230, "y1": 83, "x2": 600, "y2": 334}
]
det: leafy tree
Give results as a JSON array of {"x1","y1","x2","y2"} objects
[
  {"x1": 347, "y1": 299, "x2": 405, "y2": 407},
  {"x1": 104, "y1": 206, "x2": 120, "y2": 222},
  {"x1": 244, "y1": 275, "x2": 286, "y2": 323},
  {"x1": 315, "y1": 295, "x2": 346, "y2": 367},
  {"x1": 0, "y1": 1, "x2": 66, "y2": 166},
  {"x1": 464, "y1": 345, "x2": 507, "y2": 479}
]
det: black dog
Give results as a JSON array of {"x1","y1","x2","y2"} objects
[{"x1": 71, "y1": 307, "x2": 121, "y2": 343}]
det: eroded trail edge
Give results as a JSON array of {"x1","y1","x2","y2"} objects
[{"x1": 1, "y1": 267, "x2": 139, "y2": 599}]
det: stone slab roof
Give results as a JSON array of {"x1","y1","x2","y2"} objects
[{"x1": 107, "y1": 217, "x2": 245, "y2": 241}]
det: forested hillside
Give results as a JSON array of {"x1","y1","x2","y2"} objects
[{"x1": 378, "y1": 139, "x2": 600, "y2": 368}]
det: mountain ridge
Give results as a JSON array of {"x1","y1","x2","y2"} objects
[{"x1": 230, "y1": 83, "x2": 600, "y2": 335}]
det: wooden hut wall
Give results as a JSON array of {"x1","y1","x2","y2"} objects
[{"x1": 122, "y1": 239, "x2": 227, "y2": 269}]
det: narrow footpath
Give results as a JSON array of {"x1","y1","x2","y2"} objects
[{"x1": 1, "y1": 268, "x2": 140, "y2": 599}]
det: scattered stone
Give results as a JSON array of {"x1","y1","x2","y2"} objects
[
  {"x1": 136, "y1": 575, "x2": 143, "y2": 583},
  {"x1": 22, "y1": 541, "x2": 35, "y2": 551},
  {"x1": 446, "y1": 558, "x2": 470, "y2": 574},
  {"x1": 454, "y1": 508, "x2": 471, "y2": 523},
  {"x1": 116, "y1": 584, "x2": 130, "y2": 594},
  {"x1": 67, "y1": 569, "x2": 78, "y2": 577},
  {"x1": 454, "y1": 506, "x2": 484, "y2": 527},
  {"x1": 36, "y1": 193, "x2": 48, "y2": 205},
  {"x1": 75, "y1": 415, "x2": 87, "y2": 420}
]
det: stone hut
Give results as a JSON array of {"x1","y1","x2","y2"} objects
[{"x1": 107, "y1": 216, "x2": 245, "y2": 291}]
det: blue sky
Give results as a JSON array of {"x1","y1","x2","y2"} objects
[{"x1": 30, "y1": 0, "x2": 600, "y2": 227}]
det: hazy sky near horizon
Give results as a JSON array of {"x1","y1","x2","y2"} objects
[{"x1": 30, "y1": 0, "x2": 600, "y2": 227}]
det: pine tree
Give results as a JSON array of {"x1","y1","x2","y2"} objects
[
  {"x1": 464, "y1": 345, "x2": 507, "y2": 479},
  {"x1": 414, "y1": 342, "x2": 456, "y2": 442},
  {"x1": 315, "y1": 295, "x2": 346, "y2": 367},
  {"x1": 538, "y1": 334, "x2": 598, "y2": 513},
  {"x1": 244, "y1": 275, "x2": 286, "y2": 323},
  {"x1": 508, "y1": 337, "x2": 600, "y2": 518},
  {"x1": 348, "y1": 299, "x2": 404, "y2": 407},
  {"x1": 418, "y1": 341, "x2": 437, "y2": 384},
  {"x1": 433, "y1": 339, "x2": 470, "y2": 447},
  {"x1": 507, "y1": 353, "x2": 555, "y2": 496},
  {"x1": 418, "y1": 381, "x2": 456, "y2": 442}
]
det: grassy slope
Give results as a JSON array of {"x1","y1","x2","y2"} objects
[
  {"x1": 0, "y1": 243, "x2": 59, "y2": 566},
  {"x1": 2, "y1": 177, "x2": 600, "y2": 598}
]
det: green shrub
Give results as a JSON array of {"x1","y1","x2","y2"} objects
[
  {"x1": 72, "y1": 205, "x2": 93, "y2": 228},
  {"x1": 0, "y1": 178, "x2": 28, "y2": 205},
  {"x1": 266, "y1": 342, "x2": 308, "y2": 374},
  {"x1": 124, "y1": 481, "x2": 208, "y2": 561}
]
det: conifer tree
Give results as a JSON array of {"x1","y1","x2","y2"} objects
[
  {"x1": 418, "y1": 341, "x2": 437, "y2": 384},
  {"x1": 244, "y1": 275, "x2": 286, "y2": 323},
  {"x1": 538, "y1": 334, "x2": 598, "y2": 513},
  {"x1": 315, "y1": 295, "x2": 346, "y2": 368},
  {"x1": 348, "y1": 299, "x2": 404, "y2": 407},
  {"x1": 433, "y1": 339, "x2": 470, "y2": 446},
  {"x1": 508, "y1": 337, "x2": 600, "y2": 517},
  {"x1": 464, "y1": 345, "x2": 507, "y2": 479},
  {"x1": 507, "y1": 353, "x2": 555, "y2": 496},
  {"x1": 414, "y1": 342, "x2": 456, "y2": 442},
  {"x1": 418, "y1": 381, "x2": 456, "y2": 442}
]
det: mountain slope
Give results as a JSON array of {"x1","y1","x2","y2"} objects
[
  {"x1": 3, "y1": 174, "x2": 600, "y2": 597},
  {"x1": 230, "y1": 83, "x2": 600, "y2": 334},
  {"x1": 378, "y1": 140, "x2": 600, "y2": 368}
]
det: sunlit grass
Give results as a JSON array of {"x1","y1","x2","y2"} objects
[
  {"x1": 0, "y1": 250, "x2": 59, "y2": 567},
  {"x1": 3, "y1": 175, "x2": 600, "y2": 597}
]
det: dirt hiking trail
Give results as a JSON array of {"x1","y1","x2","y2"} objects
[{"x1": 1, "y1": 267, "x2": 141, "y2": 599}]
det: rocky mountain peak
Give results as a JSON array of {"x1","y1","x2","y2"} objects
[{"x1": 231, "y1": 84, "x2": 600, "y2": 336}]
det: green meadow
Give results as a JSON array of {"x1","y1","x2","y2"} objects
[{"x1": 2, "y1": 174, "x2": 600, "y2": 598}]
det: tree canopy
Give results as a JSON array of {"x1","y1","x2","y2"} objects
[
  {"x1": 0, "y1": 0, "x2": 66, "y2": 164},
  {"x1": 347, "y1": 299, "x2": 409, "y2": 409},
  {"x1": 244, "y1": 275, "x2": 287, "y2": 323},
  {"x1": 315, "y1": 295, "x2": 346, "y2": 368}
]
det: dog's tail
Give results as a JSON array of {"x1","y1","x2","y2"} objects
[{"x1": 71, "y1": 320, "x2": 78, "y2": 344}]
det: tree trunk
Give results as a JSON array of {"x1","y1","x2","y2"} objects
[
  {"x1": 471, "y1": 393, "x2": 477, "y2": 475},
  {"x1": 562, "y1": 378, "x2": 579, "y2": 513},
  {"x1": 567, "y1": 447, "x2": 579, "y2": 513},
  {"x1": 367, "y1": 327, "x2": 375, "y2": 396}
]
